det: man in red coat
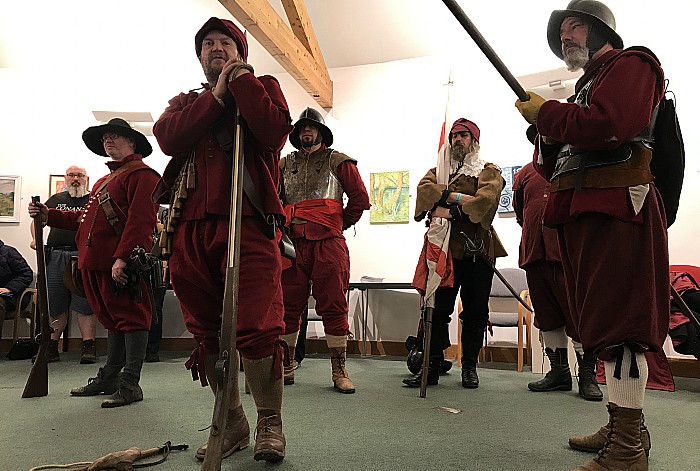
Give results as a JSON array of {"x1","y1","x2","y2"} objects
[
  {"x1": 513, "y1": 160, "x2": 602, "y2": 402},
  {"x1": 29, "y1": 118, "x2": 159, "y2": 408},
  {"x1": 515, "y1": 2, "x2": 668, "y2": 470},
  {"x1": 279, "y1": 108, "x2": 370, "y2": 393},
  {"x1": 152, "y1": 17, "x2": 293, "y2": 462}
]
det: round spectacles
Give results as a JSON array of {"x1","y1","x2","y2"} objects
[{"x1": 101, "y1": 133, "x2": 123, "y2": 143}]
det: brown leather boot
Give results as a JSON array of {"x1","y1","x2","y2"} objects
[
  {"x1": 253, "y1": 411, "x2": 285, "y2": 462},
  {"x1": 570, "y1": 403, "x2": 648, "y2": 471},
  {"x1": 569, "y1": 413, "x2": 651, "y2": 456},
  {"x1": 330, "y1": 347, "x2": 355, "y2": 393},
  {"x1": 243, "y1": 355, "x2": 285, "y2": 462},
  {"x1": 196, "y1": 405, "x2": 250, "y2": 461},
  {"x1": 283, "y1": 343, "x2": 297, "y2": 385}
]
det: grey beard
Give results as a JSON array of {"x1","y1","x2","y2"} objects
[
  {"x1": 563, "y1": 44, "x2": 590, "y2": 72},
  {"x1": 68, "y1": 185, "x2": 87, "y2": 198},
  {"x1": 450, "y1": 145, "x2": 467, "y2": 162}
]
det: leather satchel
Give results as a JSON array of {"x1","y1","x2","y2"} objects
[{"x1": 63, "y1": 255, "x2": 86, "y2": 298}]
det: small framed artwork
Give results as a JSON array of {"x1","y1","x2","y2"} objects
[
  {"x1": 49, "y1": 174, "x2": 67, "y2": 196},
  {"x1": 0, "y1": 175, "x2": 22, "y2": 223},
  {"x1": 369, "y1": 170, "x2": 410, "y2": 223}
]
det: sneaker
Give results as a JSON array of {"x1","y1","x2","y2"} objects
[{"x1": 80, "y1": 339, "x2": 97, "y2": 364}]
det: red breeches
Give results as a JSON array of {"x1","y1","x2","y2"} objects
[
  {"x1": 281, "y1": 237, "x2": 350, "y2": 336},
  {"x1": 524, "y1": 259, "x2": 578, "y2": 341},
  {"x1": 169, "y1": 216, "x2": 285, "y2": 359},
  {"x1": 83, "y1": 270, "x2": 152, "y2": 333},
  {"x1": 557, "y1": 189, "x2": 669, "y2": 361}
]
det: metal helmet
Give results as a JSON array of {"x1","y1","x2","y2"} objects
[
  {"x1": 547, "y1": 0, "x2": 623, "y2": 59},
  {"x1": 290, "y1": 107, "x2": 334, "y2": 149}
]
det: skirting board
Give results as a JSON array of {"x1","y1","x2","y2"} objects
[{"x1": 2, "y1": 338, "x2": 697, "y2": 379}]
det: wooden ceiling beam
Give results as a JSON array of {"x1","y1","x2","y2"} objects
[
  {"x1": 280, "y1": 0, "x2": 328, "y2": 72},
  {"x1": 219, "y1": 0, "x2": 333, "y2": 108}
]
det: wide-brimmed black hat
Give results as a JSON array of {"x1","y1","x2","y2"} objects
[
  {"x1": 290, "y1": 107, "x2": 333, "y2": 149},
  {"x1": 82, "y1": 118, "x2": 152, "y2": 157}
]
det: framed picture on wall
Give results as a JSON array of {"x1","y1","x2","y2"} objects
[
  {"x1": 49, "y1": 174, "x2": 67, "y2": 196},
  {"x1": 0, "y1": 175, "x2": 22, "y2": 223}
]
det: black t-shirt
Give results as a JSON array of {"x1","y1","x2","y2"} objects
[{"x1": 45, "y1": 191, "x2": 89, "y2": 249}]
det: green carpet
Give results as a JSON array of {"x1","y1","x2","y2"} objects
[{"x1": 1, "y1": 352, "x2": 697, "y2": 470}]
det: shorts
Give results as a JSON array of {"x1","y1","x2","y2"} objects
[{"x1": 46, "y1": 248, "x2": 93, "y2": 317}]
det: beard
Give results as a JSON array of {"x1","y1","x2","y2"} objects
[
  {"x1": 563, "y1": 43, "x2": 590, "y2": 72},
  {"x1": 450, "y1": 143, "x2": 467, "y2": 162},
  {"x1": 68, "y1": 184, "x2": 87, "y2": 198},
  {"x1": 300, "y1": 135, "x2": 322, "y2": 148}
]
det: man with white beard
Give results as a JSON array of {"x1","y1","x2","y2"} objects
[
  {"x1": 406, "y1": 118, "x2": 506, "y2": 389},
  {"x1": 31, "y1": 166, "x2": 96, "y2": 363}
]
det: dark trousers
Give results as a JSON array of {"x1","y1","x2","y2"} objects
[{"x1": 431, "y1": 257, "x2": 493, "y2": 366}]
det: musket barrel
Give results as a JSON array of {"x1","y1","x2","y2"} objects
[{"x1": 441, "y1": 0, "x2": 528, "y2": 101}]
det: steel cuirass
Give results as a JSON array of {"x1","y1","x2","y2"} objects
[{"x1": 283, "y1": 148, "x2": 344, "y2": 204}]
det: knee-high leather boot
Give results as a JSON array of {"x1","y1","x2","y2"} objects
[{"x1": 243, "y1": 355, "x2": 285, "y2": 463}]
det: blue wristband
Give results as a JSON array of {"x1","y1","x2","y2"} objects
[{"x1": 455, "y1": 193, "x2": 462, "y2": 203}]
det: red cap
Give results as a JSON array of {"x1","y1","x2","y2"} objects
[
  {"x1": 450, "y1": 118, "x2": 480, "y2": 143},
  {"x1": 195, "y1": 17, "x2": 248, "y2": 61}
]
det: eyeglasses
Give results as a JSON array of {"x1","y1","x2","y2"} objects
[
  {"x1": 101, "y1": 133, "x2": 123, "y2": 143},
  {"x1": 66, "y1": 173, "x2": 86, "y2": 179}
]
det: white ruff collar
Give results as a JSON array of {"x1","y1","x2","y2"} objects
[{"x1": 450, "y1": 152, "x2": 486, "y2": 182}]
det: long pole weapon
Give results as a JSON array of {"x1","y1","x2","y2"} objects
[
  {"x1": 441, "y1": 0, "x2": 528, "y2": 101},
  {"x1": 419, "y1": 73, "x2": 455, "y2": 398},
  {"x1": 23, "y1": 196, "x2": 51, "y2": 398},
  {"x1": 201, "y1": 108, "x2": 245, "y2": 471}
]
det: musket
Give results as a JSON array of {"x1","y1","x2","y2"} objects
[
  {"x1": 23, "y1": 196, "x2": 51, "y2": 398},
  {"x1": 460, "y1": 232, "x2": 533, "y2": 313},
  {"x1": 201, "y1": 108, "x2": 245, "y2": 471},
  {"x1": 670, "y1": 285, "x2": 700, "y2": 331},
  {"x1": 441, "y1": 0, "x2": 528, "y2": 101},
  {"x1": 419, "y1": 305, "x2": 434, "y2": 398}
]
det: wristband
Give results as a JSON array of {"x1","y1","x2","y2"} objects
[{"x1": 455, "y1": 193, "x2": 462, "y2": 203}]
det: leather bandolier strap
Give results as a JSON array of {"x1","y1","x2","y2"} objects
[{"x1": 159, "y1": 151, "x2": 196, "y2": 259}]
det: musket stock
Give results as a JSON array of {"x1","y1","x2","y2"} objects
[
  {"x1": 23, "y1": 196, "x2": 51, "y2": 398},
  {"x1": 419, "y1": 306, "x2": 434, "y2": 398},
  {"x1": 201, "y1": 109, "x2": 245, "y2": 471}
]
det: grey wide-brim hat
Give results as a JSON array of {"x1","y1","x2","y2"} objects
[{"x1": 82, "y1": 118, "x2": 152, "y2": 157}]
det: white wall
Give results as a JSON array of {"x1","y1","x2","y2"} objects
[{"x1": 2, "y1": 0, "x2": 699, "y2": 346}]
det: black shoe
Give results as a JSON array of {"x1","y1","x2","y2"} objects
[
  {"x1": 577, "y1": 352, "x2": 603, "y2": 401},
  {"x1": 70, "y1": 368, "x2": 118, "y2": 396},
  {"x1": 144, "y1": 351, "x2": 160, "y2": 363},
  {"x1": 439, "y1": 360, "x2": 453, "y2": 375},
  {"x1": 527, "y1": 370, "x2": 573, "y2": 392},
  {"x1": 101, "y1": 384, "x2": 144, "y2": 408},
  {"x1": 528, "y1": 347, "x2": 572, "y2": 392},
  {"x1": 402, "y1": 370, "x2": 438, "y2": 388},
  {"x1": 32, "y1": 339, "x2": 60, "y2": 364},
  {"x1": 461, "y1": 366, "x2": 479, "y2": 388}
]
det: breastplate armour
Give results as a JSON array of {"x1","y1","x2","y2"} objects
[{"x1": 283, "y1": 149, "x2": 344, "y2": 204}]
